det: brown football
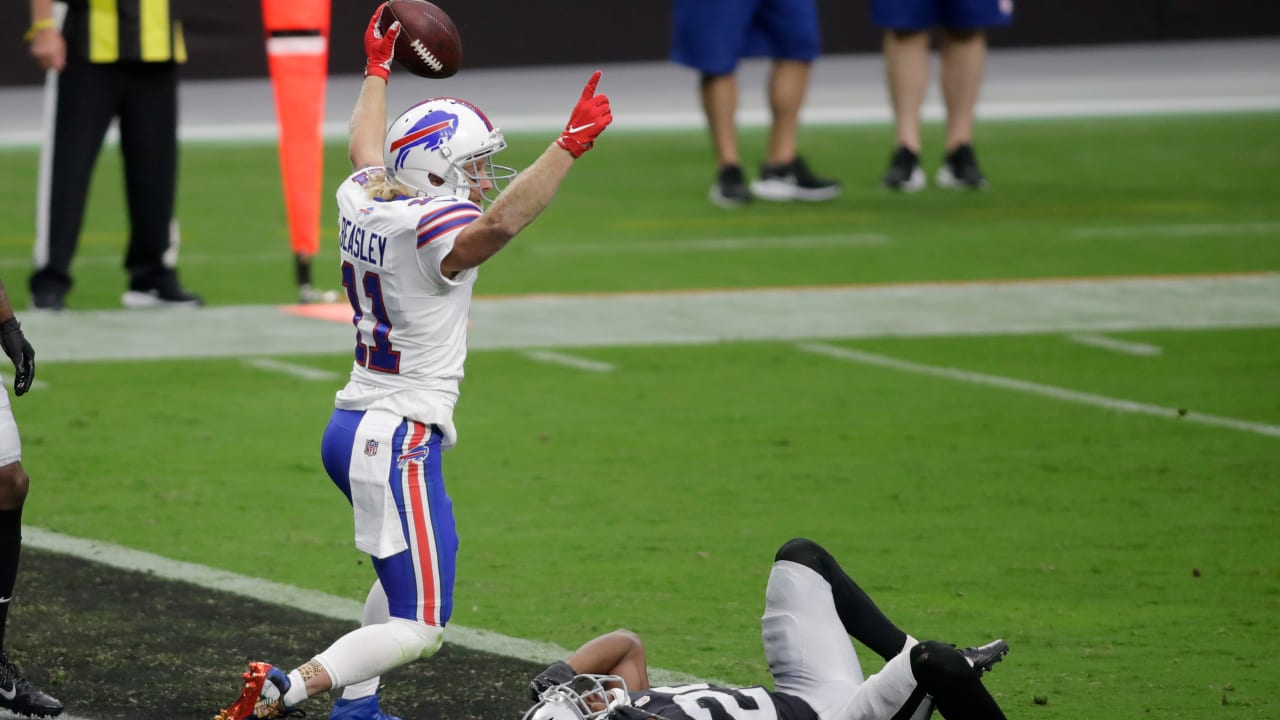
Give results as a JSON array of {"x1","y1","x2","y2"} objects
[{"x1": 378, "y1": 0, "x2": 462, "y2": 79}]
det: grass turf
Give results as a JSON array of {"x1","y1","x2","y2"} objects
[
  {"x1": 0, "y1": 113, "x2": 1277, "y2": 308},
  {"x1": 0, "y1": 114, "x2": 1277, "y2": 718}
]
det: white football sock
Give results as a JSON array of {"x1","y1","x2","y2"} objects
[{"x1": 315, "y1": 618, "x2": 444, "y2": 689}]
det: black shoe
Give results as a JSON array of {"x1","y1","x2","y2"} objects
[
  {"x1": 30, "y1": 292, "x2": 65, "y2": 312},
  {"x1": 882, "y1": 146, "x2": 925, "y2": 192},
  {"x1": 936, "y1": 143, "x2": 988, "y2": 189},
  {"x1": 960, "y1": 638, "x2": 1009, "y2": 676},
  {"x1": 121, "y1": 282, "x2": 204, "y2": 309},
  {"x1": 0, "y1": 651, "x2": 63, "y2": 717},
  {"x1": 709, "y1": 165, "x2": 753, "y2": 208},
  {"x1": 751, "y1": 156, "x2": 841, "y2": 202}
]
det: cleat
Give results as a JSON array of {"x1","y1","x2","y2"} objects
[
  {"x1": 750, "y1": 156, "x2": 841, "y2": 202},
  {"x1": 0, "y1": 651, "x2": 63, "y2": 717},
  {"x1": 29, "y1": 291, "x2": 66, "y2": 312},
  {"x1": 298, "y1": 284, "x2": 340, "y2": 304},
  {"x1": 935, "y1": 143, "x2": 988, "y2": 190},
  {"x1": 121, "y1": 280, "x2": 204, "y2": 309},
  {"x1": 214, "y1": 662, "x2": 301, "y2": 720},
  {"x1": 330, "y1": 692, "x2": 402, "y2": 720},
  {"x1": 882, "y1": 146, "x2": 925, "y2": 192},
  {"x1": 960, "y1": 639, "x2": 1009, "y2": 677},
  {"x1": 708, "y1": 165, "x2": 753, "y2": 208}
]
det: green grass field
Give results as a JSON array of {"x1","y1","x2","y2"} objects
[{"x1": 1, "y1": 113, "x2": 1278, "y2": 718}]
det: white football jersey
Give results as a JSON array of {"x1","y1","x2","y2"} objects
[{"x1": 332, "y1": 168, "x2": 483, "y2": 448}]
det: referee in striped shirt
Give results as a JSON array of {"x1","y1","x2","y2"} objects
[{"x1": 27, "y1": 0, "x2": 202, "y2": 311}]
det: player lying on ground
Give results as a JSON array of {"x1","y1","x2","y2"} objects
[
  {"x1": 526, "y1": 538, "x2": 1010, "y2": 720},
  {"x1": 214, "y1": 3, "x2": 612, "y2": 720}
]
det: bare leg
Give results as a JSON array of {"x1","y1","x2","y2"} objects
[
  {"x1": 765, "y1": 60, "x2": 810, "y2": 166},
  {"x1": 700, "y1": 73, "x2": 740, "y2": 168},
  {"x1": 883, "y1": 30, "x2": 931, "y2": 153},
  {"x1": 939, "y1": 29, "x2": 987, "y2": 152}
]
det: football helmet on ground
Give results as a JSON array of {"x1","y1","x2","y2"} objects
[
  {"x1": 383, "y1": 97, "x2": 517, "y2": 203},
  {"x1": 523, "y1": 674, "x2": 631, "y2": 720}
]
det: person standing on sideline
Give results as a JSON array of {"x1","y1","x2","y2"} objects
[
  {"x1": 0, "y1": 276, "x2": 63, "y2": 718},
  {"x1": 875, "y1": 0, "x2": 1013, "y2": 192},
  {"x1": 671, "y1": 0, "x2": 841, "y2": 208},
  {"x1": 214, "y1": 5, "x2": 612, "y2": 719},
  {"x1": 25, "y1": 0, "x2": 202, "y2": 311}
]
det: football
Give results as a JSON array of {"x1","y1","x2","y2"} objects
[{"x1": 379, "y1": 0, "x2": 462, "y2": 79}]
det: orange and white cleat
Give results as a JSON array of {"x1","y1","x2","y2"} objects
[{"x1": 214, "y1": 661, "x2": 299, "y2": 720}]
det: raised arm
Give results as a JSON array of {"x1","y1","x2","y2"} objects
[
  {"x1": 349, "y1": 4, "x2": 400, "y2": 171},
  {"x1": 529, "y1": 628, "x2": 651, "y2": 703},
  {"x1": 441, "y1": 71, "x2": 613, "y2": 274}
]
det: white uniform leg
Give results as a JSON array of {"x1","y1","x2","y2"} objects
[
  {"x1": 763, "y1": 560, "x2": 927, "y2": 720},
  {"x1": 0, "y1": 389, "x2": 21, "y2": 467}
]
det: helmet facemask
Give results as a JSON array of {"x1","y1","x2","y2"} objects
[{"x1": 522, "y1": 675, "x2": 631, "y2": 720}]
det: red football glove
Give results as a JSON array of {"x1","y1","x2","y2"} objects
[
  {"x1": 364, "y1": 3, "x2": 401, "y2": 81},
  {"x1": 556, "y1": 70, "x2": 612, "y2": 158}
]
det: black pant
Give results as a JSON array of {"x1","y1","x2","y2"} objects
[{"x1": 31, "y1": 59, "x2": 181, "y2": 297}]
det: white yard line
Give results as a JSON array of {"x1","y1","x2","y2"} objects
[
  {"x1": 795, "y1": 342, "x2": 1280, "y2": 439},
  {"x1": 21, "y1": 527, "x2": 708, "y2": 688},
  {"x1": 1072, "y1": 222, "x2": 1280, "y2": 239},
  {"x1": 522, "y1": 350, "x2": 616, "y2": 373},
  {"x1": 1067, "y1": 334, "x2": 1163, "y2": 356},
  {"x1": 243, "y1": 358, "x2": 342, "y2": 381}
]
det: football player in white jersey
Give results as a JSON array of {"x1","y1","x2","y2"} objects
[
  {"x1": 0, "y1": 277, "x2": 62, "y2": 718},
  {"x1": 525, "y1": 538, "x2": 1010, "y2": 720},
  {"x1": 215, "y1": 4, "x2": 612, "y2": 720}
]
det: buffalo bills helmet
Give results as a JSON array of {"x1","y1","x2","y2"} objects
[{"x1": 383, "y1": 97, "x2": 517, "y2": 203}]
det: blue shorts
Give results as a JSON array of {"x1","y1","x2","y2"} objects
[
  {"x1": 671, "y1": 0, "x2": 821, "y2": 76},
  {"x1": 871, "y1": 0, "x2": 1014, "y2": 30}
]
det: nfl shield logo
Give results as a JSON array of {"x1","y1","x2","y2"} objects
[{"x1": 364, "y1": 439, "x2": 380, "y2": 456}]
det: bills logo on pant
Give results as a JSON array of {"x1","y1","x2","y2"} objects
[{"x1": 397, "y1": 444, "x2": 430, "y2": 468}]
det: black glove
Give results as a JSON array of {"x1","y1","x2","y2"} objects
[
  {"x1": 0, "y1": 318, "x2": 34, "y2": 396},
  {"x1": 529, "y1": 660, "x2": 576, "y2": 701}
]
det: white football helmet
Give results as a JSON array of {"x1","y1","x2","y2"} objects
[
  {"x1": 383, "y1": 97, "x2": 517, "y2": 204},
  {"x1": 522, "y1": 675, "x2": 631, "y2": 720}
]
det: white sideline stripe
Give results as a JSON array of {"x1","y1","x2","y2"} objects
[
  {"x1": 1072, "y1": 222, "x2": 1280, "y2": 239},
  {"x1": 21, "y1": 527, "x2": 710, "y2": 688},
  {"x1": 0, "y1": 233, "x2": 888, "y2": 269},
  {"x1": 0, "y1": 689, "x2": 89, "y2": 720},
  {"x1": 1067, "y1": 334, "x2": 1163, "y2": 356},
  {"x1": 795, "y1": 342, "x2": 1280, "y2": 439},
  {"x1": 3, "y1": 95, "x2": 1277, "y2": 147},
  {"x1": 244, "y1": 358, "x2": 341, "y2": 381},
  {"x1": 529, "y1": 234, "x2": 890, "y2": 256},
  {"x1": 523, "y1": 350, "x2": 615, "y2": 373}
]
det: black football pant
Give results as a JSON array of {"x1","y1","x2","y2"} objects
[{"x1": 31, "y1": 59, "x2": 180, "y2": 297}]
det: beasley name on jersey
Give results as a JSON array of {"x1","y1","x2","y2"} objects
[
  {"x1": 631, "y1": 684, "x2": 818, "y2": 720},
  {"x1": 337, "y1": 169, "x2": 482, "y2": 272}
]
